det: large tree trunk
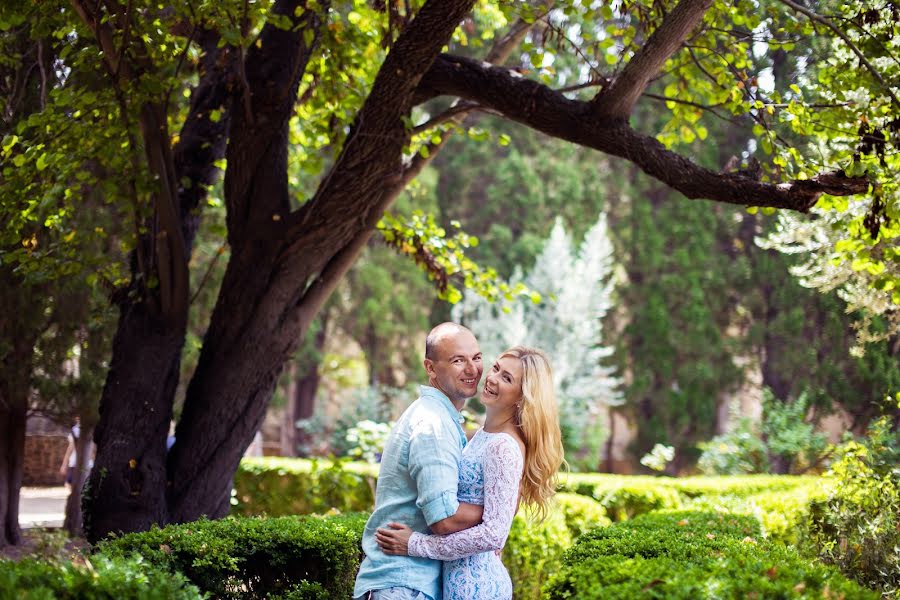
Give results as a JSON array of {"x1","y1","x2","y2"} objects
[
  {"x1": 83, "y1": 31, "x2": 232, "y2": 543},
  {"x1": 0, "y1": 267, "x2": 43, "y2": 547},
  {"x1": 0, "y1": 398, "x2": 26, "y2": 547},
  {"x1": 89, "y1": 0, "x2": 477, "y2": 536}
]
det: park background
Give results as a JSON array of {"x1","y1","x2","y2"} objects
[{"x1": 1, "y1": 0, "x2": 899, "y2": 598}]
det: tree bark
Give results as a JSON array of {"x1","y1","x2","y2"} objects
[
  {"x1": 83, "y1": 31, "x2": 233, "y2": 542},
  {"x1": 0, "y1": 266, "x2": 43, "y2": 547},
  {"x1": 165, "y1": 0, "x2": 476, "y2": 524},
  {"x1": 0, "y1": 398, "x2": 26, "y2": 547}
]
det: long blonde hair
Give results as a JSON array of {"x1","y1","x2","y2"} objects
[{"x1": 499, "y1": 346, "x2": 565, "y2": 520}]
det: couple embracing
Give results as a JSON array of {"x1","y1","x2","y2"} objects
[{"x1": 354, "y1": 322, "x2": 565, "y2": 600}]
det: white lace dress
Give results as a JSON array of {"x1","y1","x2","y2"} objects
[{"x1": 407, "y1": 429, "x2": 524, "y2": 600}]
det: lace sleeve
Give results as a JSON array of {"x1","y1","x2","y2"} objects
[{"x1": 407, "y1": 435, "x2": 524, "y2": 561}]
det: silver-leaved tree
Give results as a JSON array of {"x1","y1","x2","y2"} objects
[{"x1": 453, "y1": 213, "x2": 622, "y2": 469}]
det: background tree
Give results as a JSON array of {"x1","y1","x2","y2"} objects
[{"x1": 454, "y1": 214, "x2": 622, "y2": 469}]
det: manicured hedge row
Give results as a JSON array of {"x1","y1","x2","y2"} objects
[
  {"x1": 504, "y1": 493, "x2": 611, "y2": 600},
  {"x1": 557, "y1": 472, "x2": 827, "y2": 542},
  {"x1": 545, "y1": 510, "x2": 878, "y2": 599},
  {"x1": 95, "y1": 513, "x2": 367, "y2": 599},
  {"x1": 0, "y1": 555, "x2": 202, "y2": 600},
  {"x1": 233, "y1": 457, "x2": 377, "y2": 517}
]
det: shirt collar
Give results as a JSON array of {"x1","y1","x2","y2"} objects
[{"x1": 419, "y1": 385, "x2": 465, "y2": 425}]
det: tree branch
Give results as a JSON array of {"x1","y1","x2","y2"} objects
[
  {"x1": 591, "y1": 0, "x2": 713, "y2": 119},
  {"x1": 417, "y1": 54, "x2": 869, "y2": 211}
]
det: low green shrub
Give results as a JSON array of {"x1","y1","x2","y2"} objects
[
  {"x1": 233, "y1": 457, "x2": 376, "y2": 516},
  {"x1": 95, "y1": 513, "x2": 367, "y2": 599},
  {"x1": 546, "y1": 510, "x2": 878, "y2": 599},
  {"x1": 504, "y1": 507, "x2": 570, "y2": 600},
  {"x1": 592, "y1": 483, "x2": 682, "y2": 521},
  {"x1": 682, "y1": 483, "x2": 829, "y2": 544},
  {"x1": 502, "y1": 492, "x2": 610, "y2": 600},
  {"x1": 0, "y1": 554, "x2": 202, "y2": 600},
  {"x1": 805, "y1": 415, "x2": 900, "y2": 596},
  {"x1": 554, "y1": 492, "x2": 611, "y2": 540}
]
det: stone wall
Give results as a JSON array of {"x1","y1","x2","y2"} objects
[{"x1": 24, "y1": 435, "x2": 68, "y2": 486}]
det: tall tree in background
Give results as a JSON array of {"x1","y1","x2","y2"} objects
[{"x1": 454, "y1": 214, "x2": 622, "y2": 469}]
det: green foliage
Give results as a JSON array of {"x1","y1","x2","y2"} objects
[
  {"x1": 546, "y1": 510, "x2": 878, "y2": 600},
  {"x1": 0, "y1": 554, "x2": 202, "y2": 600},
  {"x1": 805, "y1": 415, "x2": 900, "y2": 596},
  {"x1": 697, "y1": 417, "x2": 769, "y2": 475},
  {"x1": 94, "y1": 513, "x2": 367, "y2": 599},
  {"x1": 560, "y1": 472, "x2": 828, "y2": 543},
  {"x1": 593, "y1": 484, "x2": 682, "y2": 522},
  {"x1": 698, "y1": 389, "x2": 830, "y2": 476},
  {"x1": 232, "y1": 457, "x2": 376, "y2": 517},
  {"x1": 554, "y1": 492, "x2": 612, "y2": 541},
  {"x1": 344, "y1": 419, "x2": 392, "y2": 463},
  {"x1": 762, "y1": 390, "x2": 830, "y2": 473},
  {"x1": 503, "y1": 492, "x2": 611, "y2": 600},
  {"x1": 503, "y1": 508, "x2": 571, "y2": 600}
]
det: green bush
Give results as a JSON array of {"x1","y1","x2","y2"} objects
[
  {"x1": 592, "y1": 483, "x2": 682, "y2": 521},
  {"x1": 95, "y1": 513, "x2": 367, "y2": 599},
  {"x1": 502, "y1": 492, "x2": 610, "y2": 600},
  {"x1": 503, "y1": 507, "x2": 570, "y2": 600},
  {"x1": 805, "y1": 415, "x2": 900, "y2": 596},
  {"x1": 682, "y1": 483, "x2": 829, "y2": 544},
  {"x1": 0, "y1": 555, "x2": 202, "y2": 600},
  {"x1": 554, "y1": 492, "x2": 611, "y2": 540},
  {"x1": 546, "y1": 510, "x2": 878, "y2": 599},
  {"x1": 233, "y1": 457, "x2": 376, "y2": 516}
]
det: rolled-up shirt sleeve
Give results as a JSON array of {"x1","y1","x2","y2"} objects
[{"x1": 408, "y1": 418, "x2": 461, "y2": 526}]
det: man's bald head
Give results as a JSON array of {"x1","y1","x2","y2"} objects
[
  {"x1": 425, "y1": 322, "x2": 475, "y2": 361},
  {"x1": 423, "y1": 322, "x2": 483, "y2": 405}
]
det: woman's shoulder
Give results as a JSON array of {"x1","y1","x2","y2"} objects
[{"x1": 484, "y1": 429, "x2": 525, "y2": 461}]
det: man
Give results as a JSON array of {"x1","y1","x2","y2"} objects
[{"x1": 354, "y1": 322, "x2": 485, "y2": 600}]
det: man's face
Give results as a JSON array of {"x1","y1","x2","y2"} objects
[{"x1": 424, "y1": 330, "x2": 483, "y2": 404}]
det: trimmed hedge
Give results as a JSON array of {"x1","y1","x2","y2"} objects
[
  {"x1": 95, "y1": 513, "x2": 367, "y2": 599},
  {"x1": 233, "y1": 457, "x2": 376, "y2": 516},
  {"x1": 0, "y1": 555, "x2": 202, "y2": 600},
  {"x1": 545, "y1": 510, "x2": 878, "y2": 599},
  {"x1": 504, "y1": 492, "x2": 611, "y2": 600}
]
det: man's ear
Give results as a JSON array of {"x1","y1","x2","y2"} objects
[{"x1": 423, "y1": 358, "x2": 435, "y2": 378}]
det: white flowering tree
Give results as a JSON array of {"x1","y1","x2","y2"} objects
[{"x1": 453, "y1": 214, "x2": 622, "y2": 468}]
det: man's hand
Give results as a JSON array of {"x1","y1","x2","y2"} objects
[{"x1": 375, "y1": 522, "x2": 413, "y2": 555}]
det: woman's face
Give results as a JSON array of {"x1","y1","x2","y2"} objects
[{"x1": 480, "y1": 355, "x2": 523, "y2": 412}]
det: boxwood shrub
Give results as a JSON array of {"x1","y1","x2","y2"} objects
[
  {"x1": 0, "y1": 554, "x2": 202, "y2": 600},
  {"x1": 233, "y1": 457, "x2": 376, "y2": 516},
  {"x1": 503, "y1": 492, "x2": 611, "y2": 600},
  {"x1": 545, "y1": 510, "x2": 878, "y2": 599},
  {"x1": 95, "y1": 513, "x2": 367, "y2": 599}
]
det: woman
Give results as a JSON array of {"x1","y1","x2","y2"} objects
[{"x1": 375, "y1": 346, "x2": 564, "y2": 600}]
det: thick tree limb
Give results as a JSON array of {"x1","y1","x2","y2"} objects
[
  {"x1": 224, "y1": 0, "x2": 327, "y2": 241},
  {"x1": 283, "y1": 0, "x2": 477, "y2": 258},
  {"x1": 592, "y1": 0, "x2": 713, "y2": 119},
  {"x1": 417, "y1": 54, "x2": 869, "y2": 211}
]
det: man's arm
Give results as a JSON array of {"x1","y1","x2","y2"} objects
[{"x1": 430, "y1": 502, "x2": 483, "y2": 534}]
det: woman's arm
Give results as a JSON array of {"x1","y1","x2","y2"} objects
[
  {"x1": 429, "y1": 502, "x2": 483, "y2": 534},
  {"x1": 378, "y1": 436, "x2": 523, "y2": 561}
]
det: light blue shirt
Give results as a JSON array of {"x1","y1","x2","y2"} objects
[{"x1": 354, "y1": 386, "x2": 467, "y2": 600}]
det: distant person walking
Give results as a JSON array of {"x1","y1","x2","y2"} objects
[{"x1": 59, "y1": 417, "x2": 94, "y2": 489}]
